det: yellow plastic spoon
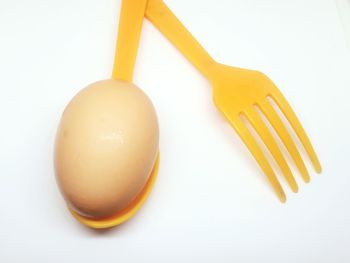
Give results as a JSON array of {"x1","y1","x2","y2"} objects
[{"x1": 67, "y1": 0, "x2": 160, "y2": 228}]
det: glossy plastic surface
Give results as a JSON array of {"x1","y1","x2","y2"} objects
[
  {"x1": 146, "y1": 0, "x2": 321, "y2": 202},
  {"x1": 112, "y1": 0, "x2": 148, "y2": 81}
]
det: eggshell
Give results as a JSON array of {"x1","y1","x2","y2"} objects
[{"x1": 54, "y1": 79, "x2": 159, "y2": 219}]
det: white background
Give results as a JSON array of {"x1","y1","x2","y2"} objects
[{"x1": 1, "y1": 0, "x2": 350, "y2": 262}]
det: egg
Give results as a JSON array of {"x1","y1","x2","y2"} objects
[{"x1": 54, "y1": 79, "x2": 159, "y2": 219}]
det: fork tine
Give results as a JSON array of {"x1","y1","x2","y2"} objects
[
  {"x1": 229, "y1": 115, "x2": 286, "y2": 202},
  {"x1": 270, "y1": 92, "x2": 322, "y2": 173},
  {"x1": 258, "y1": 100, "x2": 310, "y2": 183},
  {"x1": 243, "y1": 108, "x2": 298, "y2": 193}
]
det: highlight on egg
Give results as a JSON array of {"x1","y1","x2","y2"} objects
[{"x1": 54, "y1": 79, "x2": 159, "y2": 220}]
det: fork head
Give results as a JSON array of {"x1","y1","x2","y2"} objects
[{"x1": 210, "y1": 63, "x2": 321, "y2": 202}]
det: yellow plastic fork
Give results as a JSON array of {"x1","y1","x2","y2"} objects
[{"x1": 146, "y1": 0, "x2": 321, "y2": 202}]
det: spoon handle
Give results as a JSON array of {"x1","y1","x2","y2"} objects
[
  {"x1": 146, "y1": 0, "x2": 216, "y2": 79},
  {"x1": 112, "y1": 0, "x2": 148, "y2": 81}
]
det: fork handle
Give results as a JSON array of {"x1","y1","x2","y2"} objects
[
  {"x1": 146, "y1": 0, "x2": 216, "y2": 79},
  {"x1": 112, "y1": 0, "x2": 148, "y2": 81}
]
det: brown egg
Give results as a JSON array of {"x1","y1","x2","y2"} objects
[{"x1": 54, "y1": 79, "x2": 159, "y2": 219}]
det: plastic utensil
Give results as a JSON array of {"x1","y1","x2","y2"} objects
[
  {"x1": 112, "y1": 0, "x2": 147, "y2": 81},
  {"x1": 146, "y1": 0, "x2": 321, "y2": 202},
  {"x1": 69, "y1": 0, "x2": 160, "y2": 228}
]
